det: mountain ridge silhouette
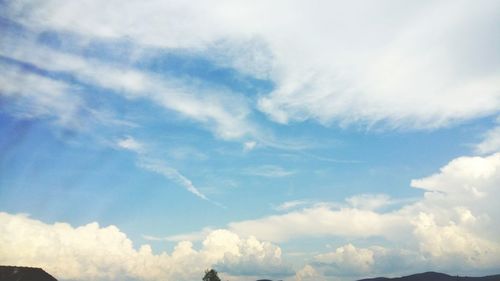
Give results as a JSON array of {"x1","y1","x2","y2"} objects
[{"x1": 357, "y1": 271, "x2": 500, "y2": 281}]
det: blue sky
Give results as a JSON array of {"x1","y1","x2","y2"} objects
[{"x1": 1, "y1": 1, "x2": 500, "y2": 281}]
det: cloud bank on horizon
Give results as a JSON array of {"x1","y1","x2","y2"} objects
[
  {"x1": 2, "y1": 153, "x2": 500, "y2": 280},
  {"x1": 1, "y1": 0, "x2": 500, "y2": 280}
]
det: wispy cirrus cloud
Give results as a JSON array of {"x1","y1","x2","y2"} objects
[
  {"x1": 0, "y1": 34, "x2": 258, "y2": 141},
  {"x1": 4, "y1": 0, "x2": 499, "y2": 152},
  {"x1": 116, "y1": 136, "x2": 144, "y2": 153},
  {"x1": 242, "y1": 141, "x2": 257, "y2": 152},
  {"x1": 137, "y1": 158, "x2": 209, "y2": 201},
  {"x1": 0, "y1": 62, "x2": 84, "y2": 128},
  {"x1": 114, "y1": 136, "x2": 216, "y2": 203},
  {"x1": 243, "y1": 165, "x2": 295, "y2": 178},
  {"x1": 5, "y1": 0, "x2": 499, "y2": 130},
  {"x1": 475, "y1": 124, "x2": 500, "y2": 155}
]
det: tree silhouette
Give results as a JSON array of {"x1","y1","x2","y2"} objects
[{"x1": 202, "y1": 269, "x2": 221, "y2": 281}]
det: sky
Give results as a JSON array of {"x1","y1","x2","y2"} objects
[{"x1": 1, "y1": 1, "x2": 500, "y2": 281}]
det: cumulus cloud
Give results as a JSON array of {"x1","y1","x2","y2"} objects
[
  {"x1": 152, "y1": 153, "x2": 500, "y2": 278},
  {"x1": 295, "y1": 265, "x2": 321, "y2": 281},
  {"x1": 314, "y1": 244, "x2": 375, "y2": 274},
  {"x1": 409, "y1": 154, "x2": 500, "y2": 227},
  {"x1": 412, "y1": 212, "x2": 500, "y2": 269},
  {"x1": 211, "y1": 231, "x2": 293, "y2": 277},
  {"x1": 312, "y1": 244, "x2": 424, "y2": 280},
  {"x1": 227, "y1": 153, "x2": 500, "y2": 276},
  {"x1": 0, "y1": 213, "x2": 290, "y2": 281},
  {"x1": 406, "y1": 153, "x2": 500, "y2": 269}
]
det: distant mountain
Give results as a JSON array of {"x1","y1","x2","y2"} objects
[
  {"x1": 0, "y1": 266, "x2": 57, "y2": 281},
  {"x1": 358, "y1": 271, "x2": 500, "y2": 281}
]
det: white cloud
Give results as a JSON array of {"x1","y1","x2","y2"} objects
[
  {"x1": 345, "y1": 194, "x2": 392, "y2": 211},
  {"x1": 226, "y1": 153, "x2": 500, "y2": 276},
  {"x1": 406, "y1": 153, "x2": 500, "y2": 268},
  {"x1": 3, "y1": 1, "x2": 500, "y2": 279},
  {"x1": 0, "y1": 35, "x2": 256, "y2": 141},
  {"x1": 211, "y1": 231, "x2": 293, "y2": 277},
  {"x1": 314, "y1": 244, "x2": 374, "y2": 274},
  {"x1": 412, "y1": 212, "x2": 500, "y2": 268},
  {"x1": 475, "y1": 126, "x2": 500, "y2": 155},
  {"x1": 143, "y1": 227, "x2": 217, "y2": 243},
  {"x1": 344, "y1": 194, "x2": 417, "y2": 211},
  {"x1": 168, "y1": 146, "x2": 208, "y2": 161},
  {"x1": 0, "y1": 212, "x2": 290, "y2": 281},
  {"x1": 229, "y1": 206, "x2": 409, "y2": 243},
  {"x1": 410, "y1": 154, "x2": 499, "y2": 197},
  {"x1": 149, "y1": 153, "x2": 500, "y2": 278},
  {"x1": 256, "y1": 1, "x2": 500, "y2": 129},
  {"x1": 231, "y1": 153, "x2": 500, "y2": 242},
  {"x1": 138, "y1": 158, "x2": 210, "y2": 201},
  {"x1": 0, "y1": 61, "x2": 136, "y2": 133},
  {"x1": 244, "y1": 165, "x2": 295, "y2": 178},
  {"x1": 295, "y1": 265, "x2": 321, "y2": 281},
  {"x1": 1, "y1": 33, "x2": 248, "y2": 204},
  {"x1": 2, "y1": 153, "x2": 500, "y2": 280},
  {"x1": 243, "y1": 141, "x2": 257, "y2": 152},
  {"x1": 0, "y1": 62, "x2": 84, "y2": 128},
  {"x1": 311, "y1": 244, "x2": 424, "y2": 280},
  {"x1": 4, "y1": 0, "x2": 500, "y2": 130},
  {"x1": 116, "y1": 136, "x2": 144, "y2": 153},
  {"x1": 114, "y1": 137, "x2": 215, "y2": 203},
  {"x1": 274, "y1": 200, "x2": 311, "y2": 212}
]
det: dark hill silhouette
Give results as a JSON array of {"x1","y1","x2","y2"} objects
[
  {"x1": 358, "y1": 271, "x2": 500, "y2": 281},
  {"x1": 0, "y1": 266, "x2": 57, "y2": 281}
]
